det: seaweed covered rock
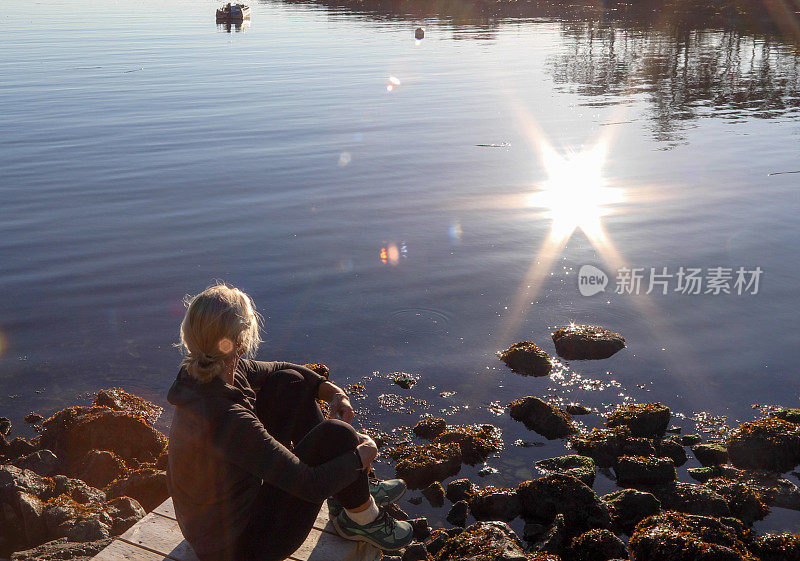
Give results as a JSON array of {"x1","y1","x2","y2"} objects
[
  {"x1": 705, "y1": 478, "x2": 769, "y2": 525},
  {"x1": 9, "y1": 536, "x2": 113, "y2": 561},
  {"x1": 93, "y1": 388, "x2": 163, "y2": 426},
  {"x1": 606, "y1": 403, "x2": 671, "y2": 438},
  {"x1": 445, "y1": 500, "x2": 468, "y2": 527},
  {"x1": 692, "y1": 443, "x2": 730, "y2": 467},
  {"x1": 572, "y1": 427, "x2": 631, "y2": 468},
  {"x1": 104, "y1": 468, "x2": 167, "y2": 512},
  {"x1": 422, "y1": 482, "x2": 445, "y2": 508},
  {"x1": 42, "y1": 495, "x2": 112, "y2": 542},
  {"x1": 105, "y1": 496, "x2": 145, "y2": 535},
  {"x1": 39, "y1": 406, "x2": 167, "y2": 473},
  {"x1": 750, "y1": 532, "x2": 800, "y2": 561},
  {"x1": 446, "y1": 478, "x2": 475, "y2": 503},
  {"x1": 13, "y1": 450, "x2": 60, "y2": 477},
  {"x1": 79, "y1": 450, "x2": 126, "y2": 489},
  {"x1": 434, "y1": 521, "x2": 555, "y2": 561},
  {"x1": 392, "y1": 442, "x2": 462, "y2": 489},
  {"x1": 629, "y1": 511, "x2": 755, "y2": 561},
  {"x1": 614, "y1": 456, "x2": 676, "y2": 486},
  {"x1": 726, "y1": 417, "x2": 800, "y2": 472},
  {"x1": 0, "y1": 465, "x2": 52, "y2": 498},
  {"x1": 620, "y1": 438, "x2": 656, "y2": 458},
  {"x1": 770, "y1": 409, "x2": 800, "y2": 424},
  {"x1": 654, "y1": 435, "x2": 688, "y2": 467},
  {"x1": 602, "y1": 489, "x2": 660, "y2": 534},
  {"x1": 467, "y1": 486, "x2": 521, "y2": 522},
  {"x1": 686, "y1": 465, "x2": 800, "y2": 511},
  {"x1": 529, "y1": 514, "x2": 565, "y2": 555},
  {"x1": 498, "y1": 341, "x2": 553, "y2": 377},
  {"x1": 413, "y1": 416, "x2": 447, "y2": 439},
  {"x1": 509, "y1": 397, "x2": 575, "y2": 440},
  {"x1": 517, "y1": 474, "x2": 610, "y2": 538},
  {"x1": 551, "y1": 324, "x2": 625, "y2": 360},
  {"x1": 535, "y1": 454, "x2": 596, "y2": 487},
  {"x1": 50, "y1": 475, "x2": 106, "y2": 505},
  {"x1": 647, "y1": 482, "x2": 730, "y2": 517},
  {"x1": 432, "y1": 424, "x2": 502, "y2": 465},
  {"x1": 569, "y1": 528, "x2": 629, "y2": 561}
]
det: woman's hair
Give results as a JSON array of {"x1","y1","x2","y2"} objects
[{"x1": 179, "y1": 282, "x2": 262, "y2": 383}]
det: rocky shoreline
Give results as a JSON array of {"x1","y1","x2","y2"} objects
[{"x1": 2, "y1": 338, "x2": 800, "y2": 560}]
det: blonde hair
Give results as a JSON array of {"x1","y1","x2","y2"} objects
[{"x1": 179, "y1": 283, "x2": 262, "y2": 383}]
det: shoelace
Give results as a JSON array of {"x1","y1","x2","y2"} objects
[{"x1": 373, "y1": 511, "x2": 394, "y2": 535}]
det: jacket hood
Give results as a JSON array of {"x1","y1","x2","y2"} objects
[{"x1": 167, "y1": 367, "x2": 249, "y2": 407}]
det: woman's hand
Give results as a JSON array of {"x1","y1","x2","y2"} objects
[
  {"x1": 329, "y1": 392, "x2": 355, "y2": 424},
  {"x1": 356, "y1": 433, "x2": 378, "y2": 470}
]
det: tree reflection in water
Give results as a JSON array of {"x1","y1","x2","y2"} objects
[{"x1": 275, "y1": 0, "x2": 800, "y2": 141}]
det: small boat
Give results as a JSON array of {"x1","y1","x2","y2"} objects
[{"x1": 216, "y1": 3, "x2": 251, "y2": 22}]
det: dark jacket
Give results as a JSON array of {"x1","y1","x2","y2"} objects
[{"x1": 166, "y1": 359, "x2": 362, "y2": 558}]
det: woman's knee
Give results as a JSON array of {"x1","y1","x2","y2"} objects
[
  {"x1": 315, "y1": 419, "x2": 360, "y2": 447},
  {"x1": 293, "y1": 419, "x2": 360, "y2": 463}
]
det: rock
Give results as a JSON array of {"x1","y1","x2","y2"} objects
[
  {"x1": 106, "y1": 496, "x2": 145, "y2": 535},
  {"x1": 0, "y1": 465, "x2": 51, "y2": 498},
  {"x1": 601, "y1": 489, "x2": 660, "y2": 534},
  {"x1": 10, "y1": 537, "x2": 113, "y2": 561},
  {"x1": 726, "y1": 417, "x2": 800, "y2": 472},
  {"x1": 0, "y1": 417, "x2": 11, "y2": 436},
  {"x1": 750, "y1": 532, "x2": 800, "y2": 561},
  {"x1": 551, "y1": 324, "x2": 625, "y2": 360},
  {"x1": 424, "y1": 529, "x2": 449, "y2": 556},
  {"x1": 655, "y1": 436, "x2": 688, "y2": 467},
  {"x1": 421, "y1": 482, "x2": 445, "y2": 508},
  {"x1": 43, "y1": 495, "x2": 113, "y2": 541},
  {"x1": 647, "y1": 482, "x2": 730, "y2": 517},
  {"x1": 606, "y1": 403, "x2": 671, "y2": 438},
  {"x1": 771, "y1": 408, "x2": 800, "y2": 424},
  {"x1": 446, "y1": 478, "x2": 474, "y2": 503},
  {"x1": 517, "y1": 474, "x2": 610, "y2": 539},
  {"x1": 705, "y1": 478, "x2": 769, "y2": 525},
  {"x1": 0, "y1": 490, "x2": 48, "y2": 551},
  {"x1": 569, "y1": 528, "x2": 629, "y2": 561},
  {"x1": 51, "y1": 475, "x2": 106, "y2": 504},
  {"x1": 13, "y1": 450, "x2": 60, "y2": 477},
  {"x1": 530, "y1": 514, "x2": 565, "y2": 555},
  {"x1": 413, "y1": 417, "x2": 447, "y2": 439},
  {"x1": 393, "y1": 374, "x2": 417, "y2": 390},
  {"x1": 614, "y1": 456, "x2": 676, "y2": 486},
  {"x1": 391, "y1": 443, "x2": 462, "y2": 489},
  {"x1": 685, "y1": 465, "x2": 800, "y2": 511},
  {"x1": 105, "y1": 468, "x2": 167, "y2": 512},
  {"x1": 79, "y1": 450, "x2": 126, "y2": 489},
  {"x1": 667, "y1": 426, "x2": 682, "y2": 434},
  {"x1": 39, "y1": 406, "x2": 167, "y2": 473},
  {"x1": 629, "y1": 511, "x2": 753, "y2": 561},
  {"x1": 402, "y1": 543, "x2": 427, "y2": 561},
  {"x1": 572, "y1": 427, "x2": 631, "y2": 468},
  {"x1": 67, "y1": 519, "x2": 110, "y2": 542},
  {"x1": 523, "y1": 522, "x2": 546, "y2": 542},
  {"x1": 566, "y1": 404, "x2": 592, "y2": 415},
  {"x1": 498, "y1": 341, "x2": 552, "y2": 377},
  {"x1": 407, "y1": 517, "x2": 430, "y2": 541},
  {"x1": 93, "y1": 388, "x2": 163, "y2": 426},
  {"x1": 24, "y1": 414, "x2": 43, "y2": 425},
  {"x1": 432, "y1": 424, "x2": 502, "y2": 465},
  {"x1": 692, "y1": 443, "x2": 729, "y2": 466},
  {"x1": 446, "y1": 500, "x2": 468, "y2": 527},
  {"x1": 4, "y1": 438, "x2": 38, "y2": 461},
  {"x1": 509, "y1": 397, "x2": 575, "y2": 440},
  {"x1": 620, "y1": 438, "x2": 656, "y2": 458},
  {"x1": 478, "y1": 466, "x2": 498, "y2": 477},
  {"x1": 435, "y1": 521, "x2": 532, "y2": 561},
  {"x1": 386, "y1": 501, "x2": 410, "y2": 521},
  {"x1": 535, "y1": 455, "x2": 596, "y2": 487},
  {"x1": 467, "y1": 486, "x2": 521, "y2": 522},
  {"x1": 407, "y1": 496, "x2": 422, "y2": 505},
  {"x1": 302, "y1": 363, "x2": 330, "y2": 379},
  {"x1": 681, "y1": 434, "x2": 702, "y2": 446}
]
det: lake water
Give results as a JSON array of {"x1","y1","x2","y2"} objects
[{"x1": 1, "y1": 0, "x2": 799, "y2": 530}]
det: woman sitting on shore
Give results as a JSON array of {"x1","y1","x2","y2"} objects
[{"x1": 166, "y1": 283, "x2": 414, "y2": 561}]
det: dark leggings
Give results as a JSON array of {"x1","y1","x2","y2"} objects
[{"x1": 234, "y1": 369, "x2": 369, "y2": 561}]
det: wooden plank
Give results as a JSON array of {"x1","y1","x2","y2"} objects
[
  {"x1": 118, "y1": 513, "x2": 199, "y2": 561},
  {"x1": 92, "y1": 539, "x2": 176, "y2": 561},
  {"x1": 152, "y1": 499, "x2": 176, "y2": 520}
]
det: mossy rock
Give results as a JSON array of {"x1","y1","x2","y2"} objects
[
  {"x1": 571, "y1": 426, "x2": 631, "y2": 468},
  {"x1": 646, "y1": 482, "x2": 730, "y2": 517},
  {"x1": 432, "y1": 424, "x2": 502, "y2": 465},
  {"x1": 606, "y1": 402, "x2": 671, "y2": 438},
  {"x1": 601, "y1": 488, "x2": 661, "y2": 534},
  {"x1": 750, "y1": 532, "x2": 800, "y2": 561},
  {"x1": 413, "y1": 416, "x2": 447, "y2": 439},
  {"x1": 498, "y1": 341, "x2": 552, "y2": 377},
  {"x1": 681, "y1": 434, "x2": 702, "y2": 446},
  {"x1": 509, "y1": 397, "x2": 575, "y2": 440},
  {"x1": 391, "y1": 442, "x2": 462, "y2": 489},
  {"x1": 706, "y1": 477, "x2": 770, "y2": 526},
  {"x1": 551, "y1": 324, "x2": 625, "y2": 360},
  {"x1": 535, "y1": 455, "x2": 596, "y2": 487},
  {"x1": 467, "y1": 486, "x2": 521, "y2": 522},
  {"x1": 656, "y1": 435, "x2": 688, "y2": 466},
  {"x1": 726, "y1": 417, "x2": 800, "y2": 472},
  {"x1": 692, "y1": 443, "x2": 729, "y2": 467},
  {"x1": 771, "y1": 408, "x2": 800, "y2": 424},
  {"x1": 614, "y1": 455, "x2": 676, "y2": 485},
  {"x1": 569, "y1": 528, "x2": 629, "y2": 561}
]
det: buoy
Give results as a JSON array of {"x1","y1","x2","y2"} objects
[{"x1": 415, "y1": 27, "x2": 425, "y2": 40}]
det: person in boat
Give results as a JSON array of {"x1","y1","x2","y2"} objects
[{"x1": 166, "y1": 283, "x2": 414, "y2": 561}]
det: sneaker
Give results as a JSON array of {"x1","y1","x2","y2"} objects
[
  {"x1": 327, "y1": 478, "x2": 407, "y2": 517},
  {"x1": 331, "y1": 509, "x2": 414, "y2": 551}
]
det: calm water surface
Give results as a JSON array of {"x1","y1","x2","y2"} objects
[{"x1": 1, "y1": 0, "x2": 799, "y2": 529}]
